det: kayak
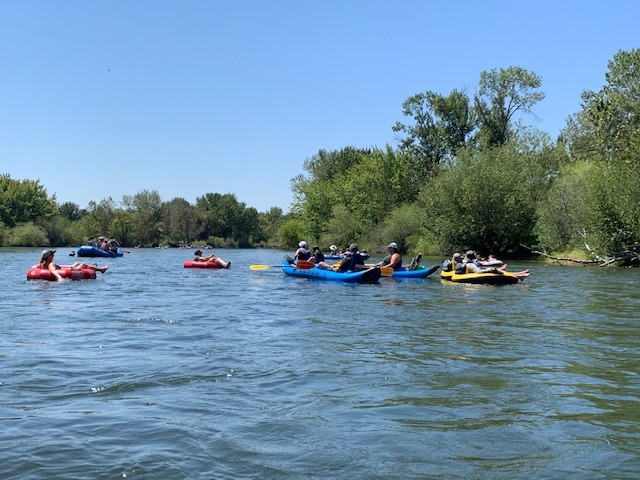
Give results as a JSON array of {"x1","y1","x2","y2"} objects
[
  {"x1": 183, "y1": 260, "x2": 224, "y2": 269},
  {"x1": 281, "y1": 261, "x2": 381, "y2": 283},
  {"x1": 389, "y1": 264, "x2": 440, "y2": 279},
  {"x1": 27, "y1": 266, "x2": 97, "y2": 281},
  {"x1": 440, "y1": 269, "x2": 519, "y2": 285},
  {"x1": 76, "y1": 246, "x2": 123, "y2": 258}
]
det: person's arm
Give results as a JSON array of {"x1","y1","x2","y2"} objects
[{"x1": 48, "y1": 261, "x2": 64, "y2": 281}]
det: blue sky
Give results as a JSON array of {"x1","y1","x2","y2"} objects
[{"x1": 1, "y1": 1, "x2": 637, "y2": 212}]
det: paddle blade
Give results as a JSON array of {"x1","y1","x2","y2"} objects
[
  {"x1": 380, "y1": 266, "x2": 394, "y2": 276},
  {"x1": 295, "y1": 260, "x2": 316, "y2": 270},
  {"x1": 249, "y1": 264, "x2": 275, "y2": 270}
]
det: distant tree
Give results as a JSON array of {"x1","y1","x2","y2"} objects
[
  {"x1": 474, "y1": 66, "x2": 544, "y2": 147},
  {"x1": 86, "y1": 197, "x2": 117, "y2": 236},
  {"x1": 122, "y1": 190, "x2": 163, "y2": 246},
  {"x1": 0, "y1": 174, "x2": 57, "y2": 227},
  {"x1": 563, "y1": 48, "x2": 640, "y2": 164},
  {"x1": 393, "y1": 90, "x2": 474, "y2": 179},
  {"x1": 162, "y1": 197, "x2": 201, "y2": 245},
  {"x1": 58, "y1": 201, "x2": 83, "y2": 221}
]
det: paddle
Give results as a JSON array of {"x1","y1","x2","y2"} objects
[{"x1": 249, "y1": 260, "x2": 316, "y2": 271}]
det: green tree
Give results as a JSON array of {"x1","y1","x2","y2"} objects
[
  {"x1": 475, "y1": 66, "x2": 544, "y2": 147},
  {"x1": 0, "y1": 175, "x2": 57, "y2": 227},
  {"x1": 122, "y1": 190, "x2": 163, "y2": 246},
  {"x1": 393, "y1": 90, "x2": 474, "y2": 179},
  {"x1": 418, "y1": 142, "x2": 550, "y2": 255},
  {"x1": 86, "y1": 197, "x2": 117, "y2": 236},
  {"x1": 58, "y1": 201, "x2": 83, "y2": 221},
  {"x1": 7, "y1": 222, "x2": 49, "y2": 246},
  {"x1": 162, "y1": 197, "x2": 201, "y2": 245}
]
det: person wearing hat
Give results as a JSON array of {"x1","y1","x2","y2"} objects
[
  {"x1": 293, "y1": 241, "x2": 311, "y2": 261},
  {"x1": 35, "y1": 249, "x2": 109, "y2": 281},
  {"x1": 329, "y1": 245, "x2": 339, "y2": 255},
  {"x1": 336, "y1": 243, "x2": 367, "y2": 272},
  {"x1": 193, "y1": 249, "x2": 230, "y2": 268},
  {"x1": 376, "y1": 242, "x2": 403, "y2": 271}
]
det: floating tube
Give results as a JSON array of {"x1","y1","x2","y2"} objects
[
  {"x1": 281, "y1": 261, "x2": 381, "y2": 283},
  {"x1": 183, "y1": 260, "x2": 224, "y2": 269},
  {"x1": 76, "y1": 246, "x2": 123, "y2": 258},
  {"x1": 27, "y1": 267, "x2": 97, "y2": 281}
]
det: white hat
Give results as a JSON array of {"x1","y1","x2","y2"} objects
[
  {"x1": 299, "y1": 241, "x2": 308, "y2": 248},
  {"x1": 330, "y1": 245, "x2": 337, "y2": 250},
  {"x1": 388, "y1": 242, "x2": 398, "y2": 249}
]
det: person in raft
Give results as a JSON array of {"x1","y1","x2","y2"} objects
[
  {"x1": 336, "y1": 243, "x2": 367, "y2": 272},
  {"x1": 293, "y1": 241, "x2": 311, "y2": 261},
  {"x1": 375, "y1": 242, "x2": 403, "y2": 271},
  {"x1": 310, "y1": 246, "x2": 332, "y2": 269},
  {"x1": 35, "y1": 250, "x2": 109, "y2": 281},
  {"x1": 329, "y1": 244, "x2": 339, "y2": 255},
  {"x1": 108, "y1": 236, "x2": 120, "y2": 254},
  {"x1": 193, "y1": 249, "x2": 230, "y2": 268}
]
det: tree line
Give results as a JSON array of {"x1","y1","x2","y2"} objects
[
  {"x1": 2, "y1": 49, "x2": 639, "y2": 264},
  {"x1": 0, "y1": 183, "x2": 288, "y2": 248}
]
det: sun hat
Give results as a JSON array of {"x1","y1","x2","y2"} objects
[
  {"x1": 388, "y1": 242, "x2": 398, "y2": 249},
  {"x1": 330, "y1": 245, "x2": 337, "y2": 250},
  {"x1": 41, "y1": 249, "x2": 56, "y2": 257},
  {"x1": 299, "y1": 241, "x2": 308, "y2": 248},
  {"x1": 349, "y1": 243, "x2": 358, "y2": 252},
  {"x1": 466, "y1": 250, "x2": 476, "y2": 259}
]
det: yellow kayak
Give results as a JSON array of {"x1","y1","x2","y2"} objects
[{"x1": 440, "y1": 269, "x2": 519, "y2": 285}]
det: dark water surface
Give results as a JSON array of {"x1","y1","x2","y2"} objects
[{"x1": 1, "y1": 247, "x2": 639, "y2": 479}]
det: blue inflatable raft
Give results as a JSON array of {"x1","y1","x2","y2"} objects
[
  {"x1": 76, "y1": 246, "x2": 123, "y2": 258},
  {"x1": 281, "y1": 261, "x2": 381, "y2": 283}
]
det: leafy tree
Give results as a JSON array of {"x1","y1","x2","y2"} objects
[
  {"x1": 258, "y1": 207, "x2": 285, "y2": 246},
  {"x1": 475, "y1": 66, "x2": 544, "y2": 147},
  {"x1": 7, "y1": 222, "x2": 49, "y2": 246},
  {"x1": 278, "y1": 217, "x2": 306, "y2": 250},
  {"x1": 0, "y1": 174, "x2": 57, "y2": 227},
  {"x1": 162, "y1": 197, "x2": 201, "y2": 245},
  {"x1": 58, "y1": 201, "x2": 83, "y2": 221},
  {"x1": 563, "y1": 48, "x2": 640, "y2": 164},
  {"x1": 122, "y1": 190, "x2": 163, "y2": 246},
  {"x1": 393, "y1": 90, "x2": 474, "y2": 179},
  {"x1": 86, "y1": 197, "x2": 117, "y2": 236},
  {"x1": 302, "y1": 147, "x2": 372, "y2": 182},
  {"x1": 418, "y1": 142, "x2": 548, "y2": 255},
  {"x1": 110, "y1": 210, "x2": 136, "y2": 247}
]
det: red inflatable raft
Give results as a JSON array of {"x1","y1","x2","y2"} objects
[
  {"x1": 183, "y1": 260, "x2": 224, "y2": 269},
  {"x1": 27, "y1": 267, "x2": 97, "y2": 281}
]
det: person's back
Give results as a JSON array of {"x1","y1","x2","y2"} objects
[
  {"x1": 294, "y1": 241, "x2": 311, "y2": 261},
  {"x1": 338, "y1": 244, "x2": 365, "y2": 272}
]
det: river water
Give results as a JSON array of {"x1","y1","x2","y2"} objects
[{"x1": 1, "y1": 247, "x2": 639, "y2": 479}]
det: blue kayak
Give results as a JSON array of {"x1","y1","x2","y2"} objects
[
  {"x1": 389, "y1": 264, "x2": 440, "y2": 279},
  {"x1": 76, "y1": 246, "x2": 123, "y2": 258},
  {"x1": 281, "y1": 261, "x2": 381, "y2": 283}
]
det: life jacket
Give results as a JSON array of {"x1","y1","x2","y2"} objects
[{"x1": 296, "y1": 248, "x2": 311, "y2": 260}]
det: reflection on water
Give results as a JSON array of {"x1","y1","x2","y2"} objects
[{"x1": 1, "y1": 247, "x2": 639, "y2": 479}]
